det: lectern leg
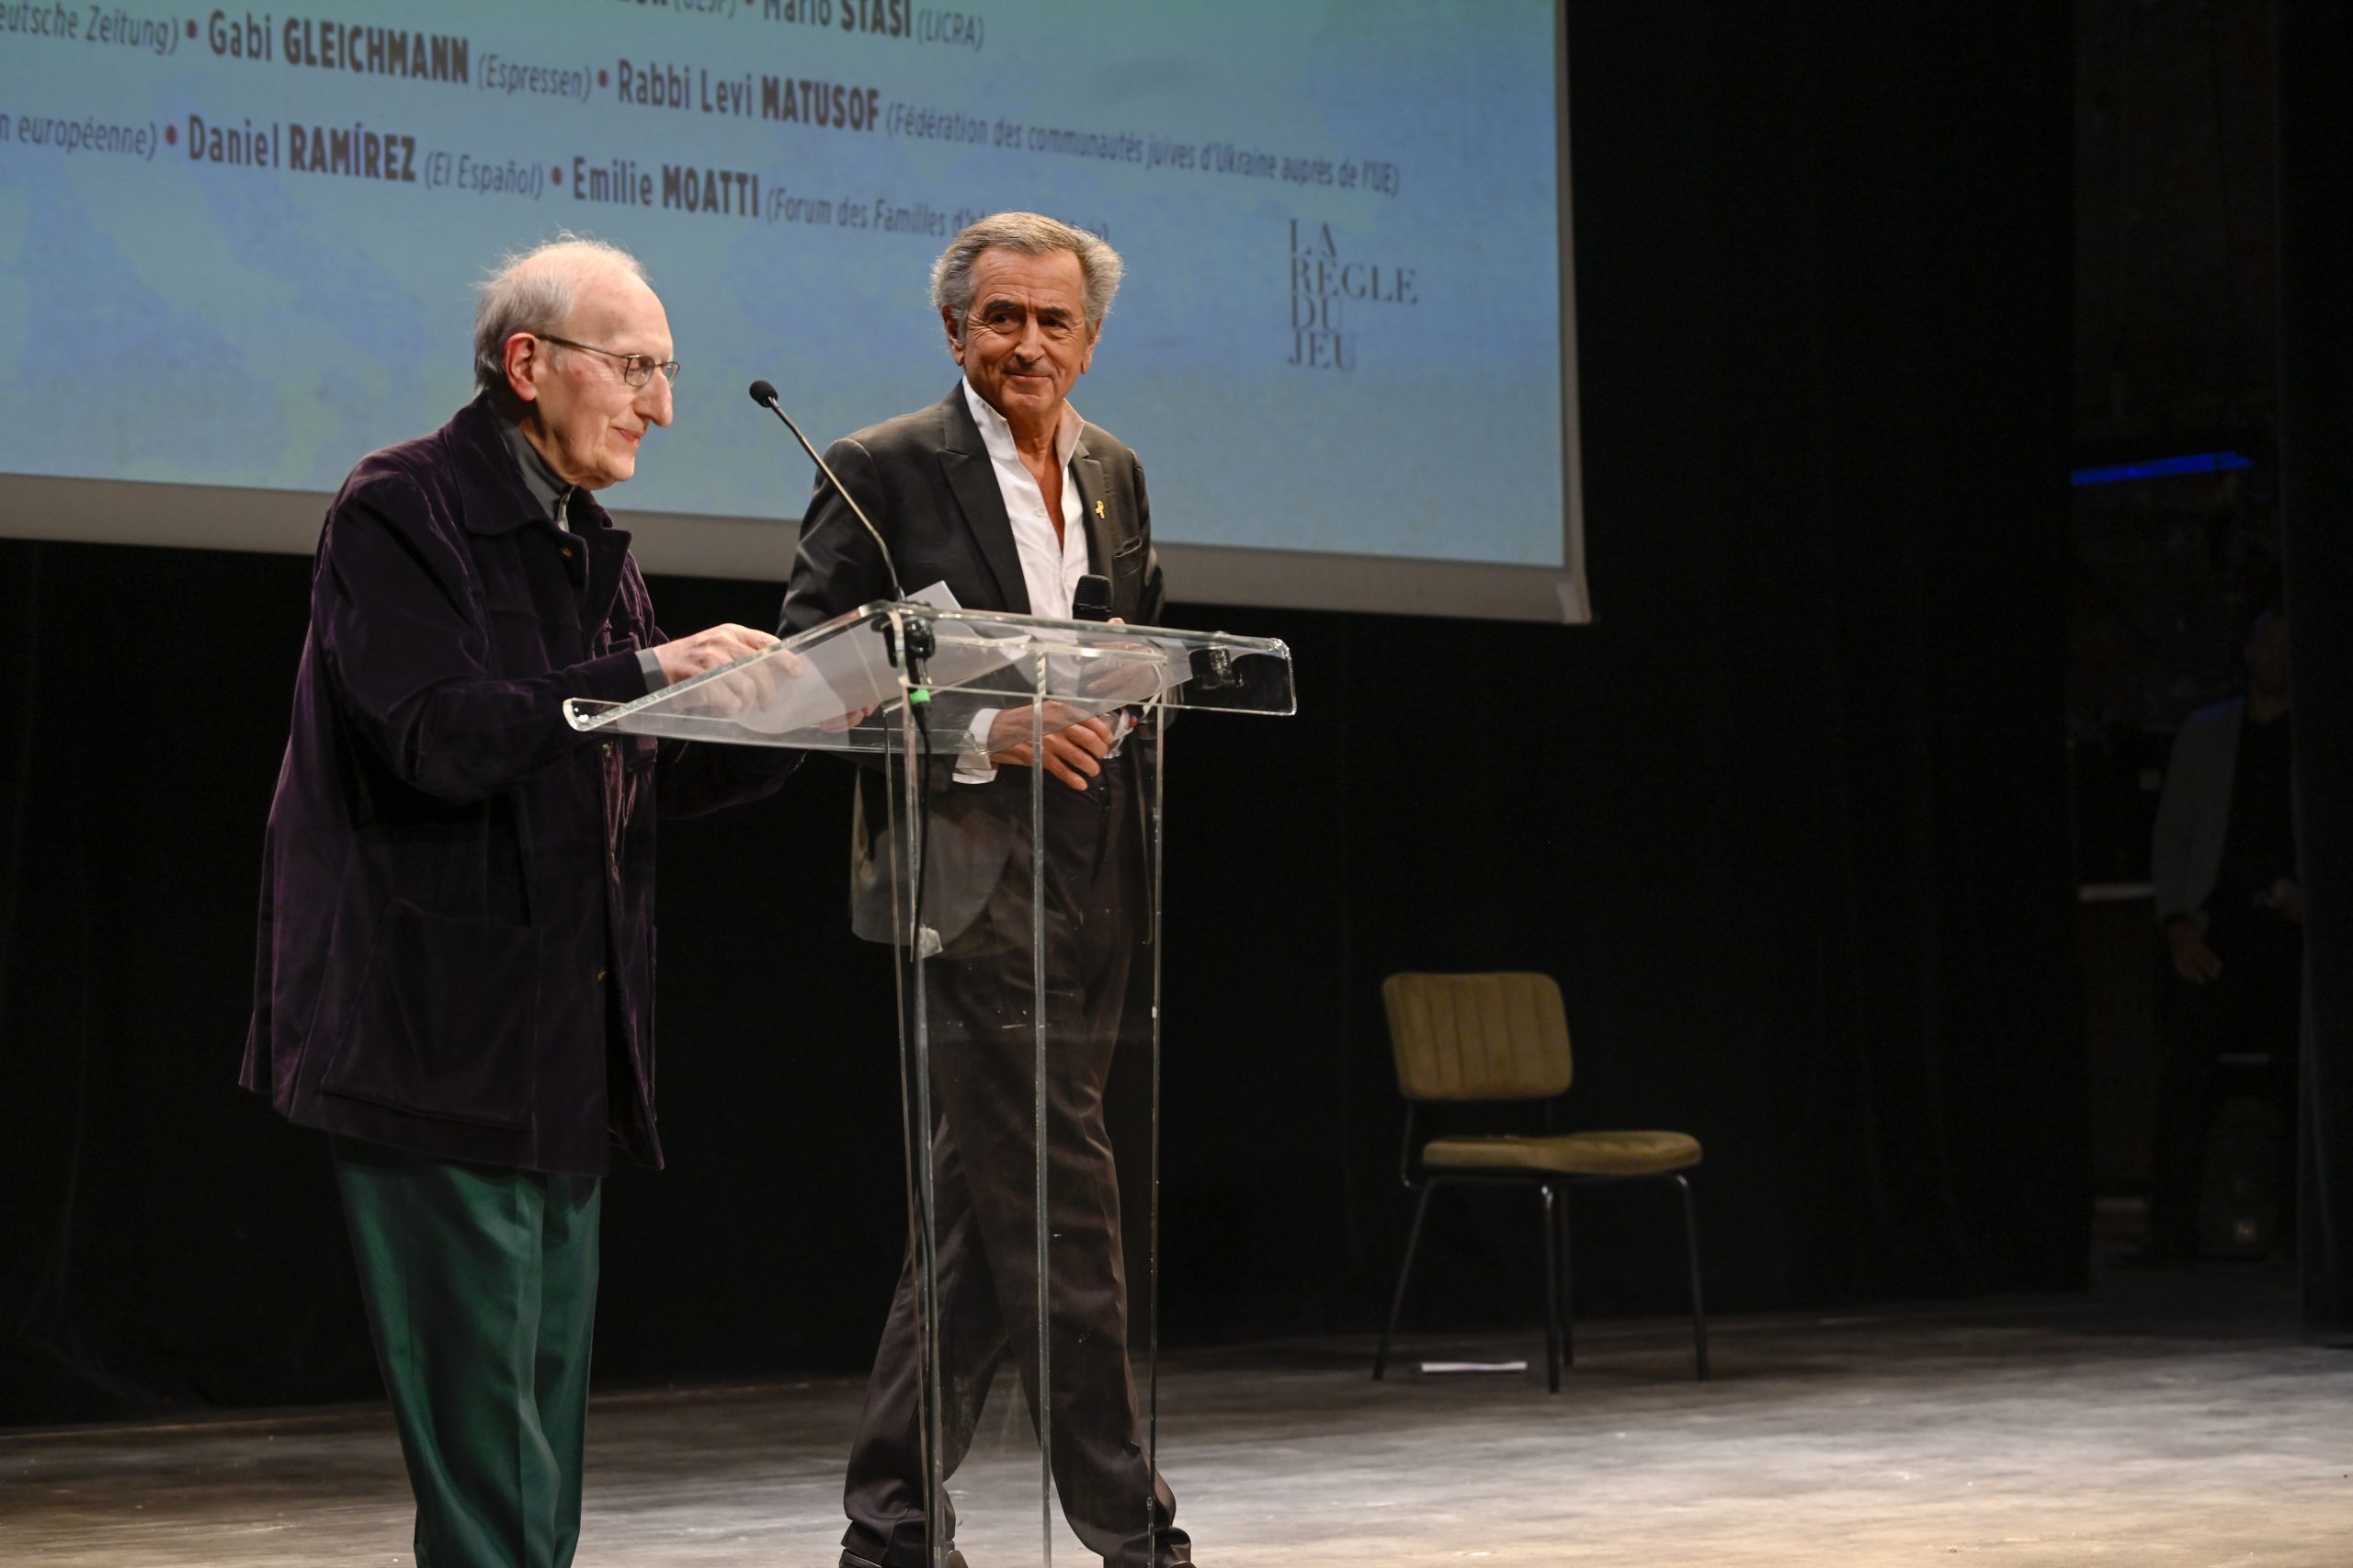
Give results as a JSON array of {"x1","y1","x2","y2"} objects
[{"x1": 865, "y1": 689, "x2": 1186, "y2": 1568}]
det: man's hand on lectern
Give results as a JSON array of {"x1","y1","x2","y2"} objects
[
  {"x1": 986, "y1": 703, "x2": 1116, "y2": 791},
  {"x1": 653, "y1": 624, "x2": 797, "y2": 716}
]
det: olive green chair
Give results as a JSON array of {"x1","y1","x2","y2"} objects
[{"x1": 1372, "y1": 971, "x2": 1708, "y2": 1392}]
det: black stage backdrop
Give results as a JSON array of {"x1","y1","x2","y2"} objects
[
  {"x1": 0, "y1": 1, "x2": 2081, "y2": 1422},
  {"x1": 2278, "y1": 0, "x2": 2353, "y2": 1343}
]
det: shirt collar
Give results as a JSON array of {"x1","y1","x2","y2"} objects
[
  {"x1": 962, "y1": 377, "x2": 1082, "y2": 472},
  {"x1": 497, "y1": 410, "x2": 576, "y2": 528}
]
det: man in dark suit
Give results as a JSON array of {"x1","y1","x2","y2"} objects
[{"x1": 779, "y1": 212, "x2": 1185, "y2": 1568}]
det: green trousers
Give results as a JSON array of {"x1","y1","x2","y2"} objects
[{"x1": 332, "y1": 1136, "x2": 602, "y2": 1568}]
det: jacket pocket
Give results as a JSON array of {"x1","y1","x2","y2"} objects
[
  {"x1": 1110, "y1": 533, "x2": 1147, "y2": 596},
  {"x1": 322, "y1": 899, "x2": 540, "y2": 1129}
]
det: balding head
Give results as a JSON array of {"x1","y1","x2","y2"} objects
[
  {"x1": 479, "y1": 235, "x2": 675, "y2": 490},
  {"x1": 472, "y1": 235, "x2": 653, "y2": 413}
]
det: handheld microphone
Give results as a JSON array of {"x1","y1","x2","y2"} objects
[
  {"x1": 1072, "y1": 573, "x2": 1112, "y2": 622},
  {"x1": 748, "y1": 380, "x2": 905, "y2": 602}
]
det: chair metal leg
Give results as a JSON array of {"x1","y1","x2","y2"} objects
[
  {"x1": 1540, "y1": 1183, "x2": 1562, "y2": 1393},
  {"x1": 1676, "y1": 1173, "x2": 1710, "y2": 1381},
  {"x1": 1373, "y1": 1183, "x2": 1438, "y2": 1381},
  {"x1": 1558, "y1": 1187, "x2": 1574, "y2": 1369}
]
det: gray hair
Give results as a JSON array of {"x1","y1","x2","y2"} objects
[
  {"x1": 930, "y1": 212, "x2": 1123, "y2": 331},
  {"x1": 472, "y1": 234, "x2": 651, "y2": 404}
]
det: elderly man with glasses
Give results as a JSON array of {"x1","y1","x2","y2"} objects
[{"x1": 243, "y1": 235, "x2": 793, "y2": 1568}]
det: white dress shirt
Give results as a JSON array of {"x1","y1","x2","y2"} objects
[
  {"x1": 964, "y1": 378, "x2": 1089, "y2": 616},
  {"x1": 955, "y1": 378, "x2": 1104, "y2": 781}
]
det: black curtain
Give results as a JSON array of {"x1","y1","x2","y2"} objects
[
  {"x1": 2277, "y1": 0, "x2": 2353, "y2": 1342},
  {"x1": 0, "y1": 0, "x2": 2082, "y2": 1425}
]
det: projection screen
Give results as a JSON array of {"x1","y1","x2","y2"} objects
[{"x1": 0, "y1": 0, "x2": 1586, "y2": 621}]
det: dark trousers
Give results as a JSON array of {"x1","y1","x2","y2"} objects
[
  {"x1": 845, "y1": 766, "x2": 1185, "y2": 1568},
  {"x1": 2148, "y1": 909, "x2": 2305, "y2": 1253},
  {"x1": 332, "y1": 1135, "x2": 602, "y2": 1568}
]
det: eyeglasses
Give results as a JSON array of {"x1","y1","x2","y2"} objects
[{"x1": 536, "y1": 333, "x2": 681, "y2": 389}]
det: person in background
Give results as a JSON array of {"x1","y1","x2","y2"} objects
[{"x1": 2132, "y1": 608, "x2": 2302, "y2": 1266}]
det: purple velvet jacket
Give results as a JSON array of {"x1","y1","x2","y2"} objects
[{"x1": 242, "y1": 396, "x2": 793, "y2": 1175}]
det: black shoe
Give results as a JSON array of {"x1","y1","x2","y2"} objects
[{"x1": 838, "y1": 1552, "x2": 966, "y2": 1568}]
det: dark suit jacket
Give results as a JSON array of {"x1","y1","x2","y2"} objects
[
  {"x1": 780, "y1": 382, "x2": 1163, "y2": 633},
  {"x1": 779, "y1": 383, "x2": 1165, "y2": 946},
  {"x1": 243, "y1": 396, "x2": 795, "y2": 1176}
]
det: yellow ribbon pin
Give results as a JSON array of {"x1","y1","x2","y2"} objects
[{"x1": 1094, "y1": 499, "x2": 1107, "y2": 520}]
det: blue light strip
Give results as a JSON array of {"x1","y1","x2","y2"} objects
[{"x1": 2071, "y1": 450, "x2": 2255, "y2": 486}]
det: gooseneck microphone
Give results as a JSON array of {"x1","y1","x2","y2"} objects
[{"x1": 747, "y1": 379, "x2": 905, "y2": 602}]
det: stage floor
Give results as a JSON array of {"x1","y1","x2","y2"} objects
[{"x1": 4, "y1": 1267, "x2": 2346, "y2": 1566}]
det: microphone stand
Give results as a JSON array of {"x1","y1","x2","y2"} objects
[{"x1": 745, "y1": 380, "x2": 929, "y2": 687}]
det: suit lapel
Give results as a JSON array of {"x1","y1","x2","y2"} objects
[
  {"x1": 1070, "y1": 443, "x2": 1113, "y2": 579},
  {"x1": 936, "y1": 386, "x2": 1029, "y2": 614}
]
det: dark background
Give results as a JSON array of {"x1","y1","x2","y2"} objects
[{"x1": 2, "y1": 1, "x2": 2092, "y2": 1423}]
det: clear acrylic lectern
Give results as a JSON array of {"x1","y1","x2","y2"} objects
[{"x1": 568, "y1": 602, "x2": 1294, "y2": 1568}]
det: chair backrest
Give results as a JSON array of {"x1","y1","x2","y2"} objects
[{"x1": 1381, "y1": 971, "x2": 1573, "y2": 1103}]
